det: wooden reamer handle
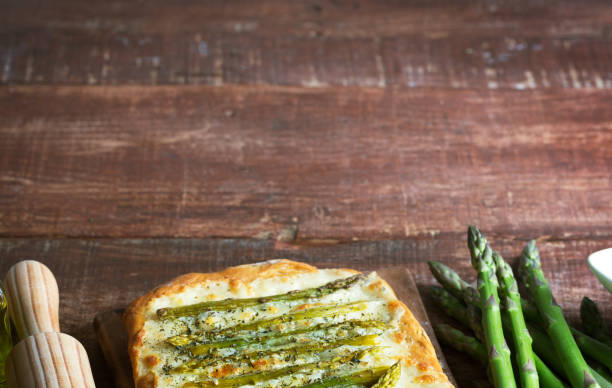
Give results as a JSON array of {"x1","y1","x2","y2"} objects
[
  {"x1": 4, "y1": 260, "x2": 60, "y2": 339},
  {"x1": 4, "y1": 260, "x2": 96, "y2": 387},
  {"x1": 5, "y1": 332, "x2": 96, "y2": 387}
]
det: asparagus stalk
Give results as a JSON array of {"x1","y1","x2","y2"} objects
[
  {"x1": 494, "y1": 251, "x2": 539, "y2": 388},
  {"x1": 158, "y1": 274, "x2": 364, "y2": 319},
  {"x1": 523, "y1": 285, "x2": 612, "y2": 373},
  {"x1": 581, "y1": 297, "x2": 612, "y2": 348},
  {"x1": 528, "y1": 322, "x2": 565, "y2": 377},
  {"x1": 169, "y1": 301, "x2": 370, "y2": 346},
  {"x1": 463, "y1": 285, "x2": 485, "y2": 342},
  {"x1": 428, "y1": 261, "x2": 470, "y2": 300},
  {"x1": 524, "y1": 314, "x2": 610, "y2": 388},
  {"x1": 435, "y1": 323, "x2": 567, "y2": 388},
  {"x1": 435, "y1": 324, "x2": 488, "y2": 364},
  {"x1": 371, "y1": 362, "x2": 401, "y2": 388},
  {"x1": 174, "y1": 334, "x2": 379, "y2": 374},
  {"x1": 519, "y1": 240, "x2": 599, "y2": 388},
  {"x1": 183, "y1": 347, "x2": 377, "y2": 387},
  {"x1": 430, "y1": 286, "x2": 470, "y2": 328},
  {"x1": 590, "y1": 368, "x2": 612, "y2": 388},
  {"x1": 572, "y1": 329, "x2": 612, "y2": 372},
  {"x1": 170, "y1": 318, "x2": 385, "y2": 350},
  {"x1": 426, "y1": 256, "x2": 601, "y2": 387},
  {"x1": 299, "y1": 366, "x2": 390, "y2": 388},
  {"x1": 591, "y1": 361, "x2": 612, "y2": 385},
  {"x1": 468, "y1": 226, "x2": 517, "y2": 388},
  {"x1": 534, "y1": 355, "x2": 570, "y2": 388}
]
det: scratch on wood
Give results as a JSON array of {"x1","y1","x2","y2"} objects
[
  {"x1": 180, "y1": 158, "x2": 189, "y2": 214},
  {"x1": 302, "y1": 65, "x2": 326, "y2": 87},
  {"x1": 191, "y1": 34, "x2": 202, "y2": 84},
  {"x1": 374, "y1": 39, "x2": 386, "y2": 88},
  {"x1": 101, "y1": 49, "x2": 111, "y2": 81},
  {"x1": 448, "y1": 68, "x2": 463, "y2": 88},
  {"x1": 524, "y1": 70, "x2": 537, "y2": 89},
  {"x1": 485, "y1": 68, "x2": 498, "y2": 89},
  {"x1": 569, "y1": 66, "x2": 581, "y2": 89},
  {"x1": 404, "y1": 65, "x2": 416, "y2": 87},
  {"x1": 581, "y1": 70, "x2": 591, "y2": 88},
  {"x1": 540, "y1": 69, "x2": 551, "y2": 87},
  {"x1": 25, "y1": 53, "x2": 34, "y2": 83},
  {"x1": 559, "y1": 70, "x2": 569, "y2": 88},
  {"x1": 212, "y1": 43, "x2": 224, "y2": 86},
  {"x1": 150, "y1": 69, "x2": 158, "y2": 85},
  {"x1": 158, "y1": 125, "x2": 214, "y2": 145},
  {"x1": 2, "y1": 46, "x2": 13, "y2": 83}
]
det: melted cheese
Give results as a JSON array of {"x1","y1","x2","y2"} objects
[{"x1": 136, "y1": 265, "x2": 453, "y2": 388}]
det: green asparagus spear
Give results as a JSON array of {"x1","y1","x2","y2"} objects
[
  {"x1": 428, "y1": 261, "x2": 471, "y2": 300},
  {"x1": 519, "y1": 240, "x2": 599, "y2": 388},
  {"x1": 530, "y1": 321, "x2": 612, "y2": 388},
  {"x1": 534, "y1": 354, "x2": 569, "y2": 388},
  {"x1": 158, "y1": 274, "x2": 364, "y2": 319},
  {"x1": 581, "y1": 297, "x2": 612, "y2": 348},
  {"x1": 435, "y1": 323, "x2": 567, "y2": 388},
  {"x1": 435, "y1": 324, "x2": 488, "y2": 364},
  {"x1": 520, "y1": 298, "x2": 540, "y2": 321},
  {"x1": 299, "y1": 366, "x2": 390, "y2": 388},
  {"x1": 468, "y1": 226, "x2": 516, "y2": 388},
  {"x1": 169, "y1": 301, "x2": 371, "y2": 346},
  {"x1": 494, "y1": 251, "x2": 539, "y2": 388},
  {"x1": 371, "y1": 362, "x2": 401, "y2": 388},
  {"x1": 426, "y1": 255, "x2": 598, "y2": 384},
  {"x1": 523, "y1": 286, "x2": 612, "y2": 373},
  {"x1": 590, "y1": 361, "x2": 612, "y2": 385},
  {"x1": 590, "y1": 368, "x2": 612, "y2": 388},
  {"x1": 430, "y1": 286, "x2": 470, "y2": 328},
  {"x1": 426, "y1": 254, "x2": 589, "y2": 386},
  {"x1": 174, "y1": 334, "x2": 379, "y2": 374},
  {"x1": 167, "y1": 319, "x2": 387, "y2": 348},
  {"x1": 189, "y1": 320, "x2": 387, "y2": 355},
  {"x1": 463, "y1": 285, "x2": 485, "y2": 342},
  {"x1": 183, "y1": 347, "x2": 377, "y2": 387},
  {"x1": 572, "y1": 329, "x2": 612, "y2": 372},
  {"x1": 528, "y1": 322, "x2": 567, "y2": 377}
]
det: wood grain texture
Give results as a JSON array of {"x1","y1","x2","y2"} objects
[
  {"x1": 4, "y1": 260, "x2": 96, "y2": 388},
  {"x1": 1, "y1": 0, "x2": 611, "y2": 89},
  {"x1": 1, "y1": 1, "x2": 611, "y2": 386},
  {"x1": 93, "y1": 311, "x2": 132, "y2": 388},
  {"x1": 0, "y1": 236, "x2": 610, "y2": 387},
  {"x1": 93, "y1": 267, "x2": 457, "y2": 388},
  {"x1": 1, "y1": 85, "x2": 611, "y2": 239},
  {"x1": 5, "y1": 261, "x2": 60, "y2": 339},
  {"x1": 5, "y1": 332, "x2": 95, "y2": 388}
]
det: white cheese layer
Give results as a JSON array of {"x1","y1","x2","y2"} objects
[{"x1": 138, "y1": 267, "x2": 453, "y2": 388}]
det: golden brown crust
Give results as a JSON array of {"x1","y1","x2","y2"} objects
[
  {"x1": 123, "y1": 259, "x2": 448, "y2": 387},
  {"x1": 374, "y1": 277, "x2": 443, "y2": 375}
]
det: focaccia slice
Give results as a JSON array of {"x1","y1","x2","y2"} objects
[{"x1": 124, "y1": 260, "x2": 454, "y2": 388}]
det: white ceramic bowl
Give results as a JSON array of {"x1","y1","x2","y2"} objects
[{"x1": 588, "y1": 248, "x2": 612, "y2": 294}]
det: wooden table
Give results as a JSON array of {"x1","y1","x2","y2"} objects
[{"x1": 1, "y1": 1, "x2": 611, "y2": 386}]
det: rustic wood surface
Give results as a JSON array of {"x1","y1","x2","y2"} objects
[
  {"x1": 93, "y1": 266, "x2": 458, "y2": 388},
  {"x1": 1, "y1": 237, "x2": 611, "y2": 387},
  {"x1": 1, "y1": 86, "x2": 612, "y2": 239},
  {"x1": 1, "y1": 0, "x2": 612, "y2": 387}
]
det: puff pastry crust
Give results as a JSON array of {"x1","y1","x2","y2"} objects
[{"x1": 124, "y1": 260, "x2": 453, "y2": 388}]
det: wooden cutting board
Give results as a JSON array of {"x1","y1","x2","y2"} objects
[{"x1": 93, "y1": 266, "x2": 457, "y2": 387}]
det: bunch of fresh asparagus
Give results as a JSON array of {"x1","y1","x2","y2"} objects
[{"x1": 429, "y1": 226, "x2": 611, "y2": 388}]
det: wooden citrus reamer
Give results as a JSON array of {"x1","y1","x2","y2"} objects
[{"x1": 3, "y1": 260, "x2": 95, "y2": 387}]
